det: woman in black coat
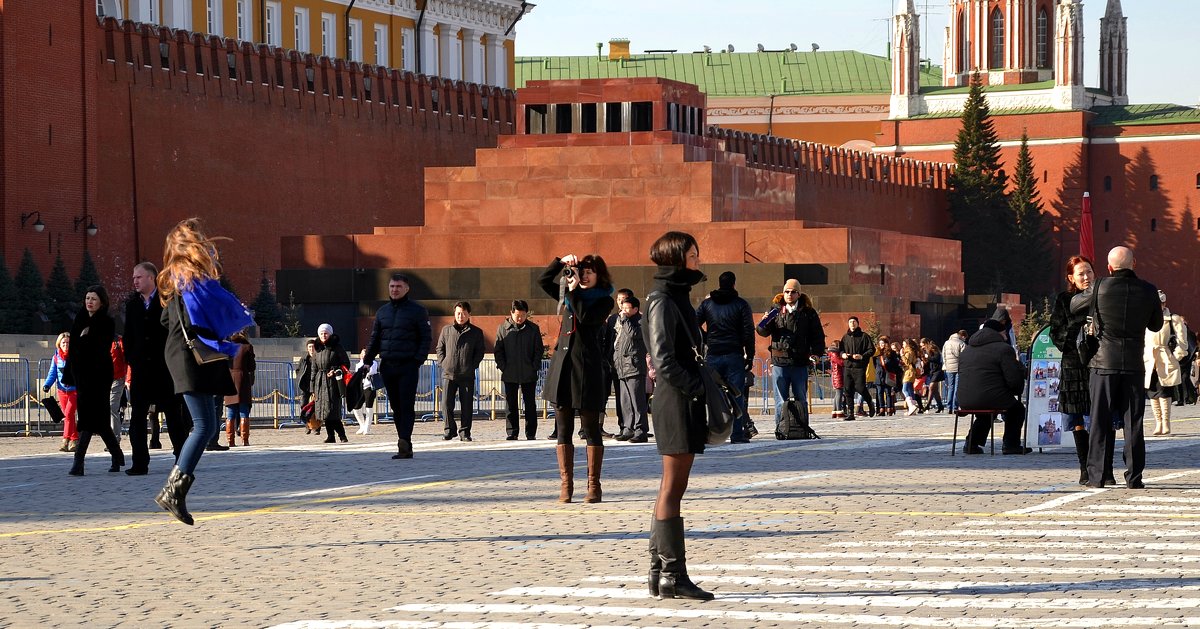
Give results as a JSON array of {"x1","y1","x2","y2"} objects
[
  {"x1": 643, "y1": 231, "x2": 713, "y2": 601},
  {"x1": 67, "y1": 285, "x2": 125, "y2": 475},
  {"x1": 538, "y1": 254, "x2": 614, "y2": 504},
  {"x1": 1049, "y1": 255, "x2": 1096, "y2": 484},
  {"x1": 222, "y1": 333, "x2": 256, "y2": 446},
  {"x1": 312, "y1": 324, "x2": 351, "y2": 443}
]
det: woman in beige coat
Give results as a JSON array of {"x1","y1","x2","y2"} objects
[{"x1": 1144, "y1": 290, "x2": 1189, "y2": 435}]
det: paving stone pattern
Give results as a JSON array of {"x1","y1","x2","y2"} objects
[{"x1": 1, "y1": 407, "x2": 1198, "y2": 628}]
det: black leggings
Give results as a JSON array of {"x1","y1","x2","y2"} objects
[{"x1": 555, "y1": 406, "x2": 603, "y2": 446}]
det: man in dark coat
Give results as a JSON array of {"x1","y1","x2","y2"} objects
[
  {"x1": 837, "y1": 316, "x2": 876, "y2": 421},
  {"x1": 364, "y1": 273, "x2": 432, "y2": 459},
  {"x1": 122, "y1": 262, "x2": 185, "y2": 474},
  {"x1": 436, "y1": 301, "x2": 485, "y2": 441},
  {"x1": 958, "y1": 309, "x2": 1028, "y2": 455},
  {"x1": 495, "y1": 300, "x2": 543, "y2": 441},
  {"x1": 696, "y1": 271, "x2": 756, "y2": 442},
  {"x1": 756, "y1": 279, "x2": 825, "y2": 432},
  {"x1": 1073, "y1": 246, "x2": 1163, "y2": 488}
]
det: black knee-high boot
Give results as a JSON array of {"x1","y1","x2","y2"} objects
[
  {"x1": 654, "y1": 516, "x2": 714, "y2": 600},
  {"x1": 155, "y1": 466, "x2": 195, "y2": 525},
  {"x1": 648, "y1": 516, "x2": 662, "y2": 598},
  {"x1": 1071, "y1": 429, "x2": 1089, "y2": 485},
  {"x1": 69, "y1": 432, "x2": 92, "y2": 476}
]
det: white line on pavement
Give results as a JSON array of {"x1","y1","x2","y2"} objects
[
  {"x1": 752, "y1": 550, "x2": 1200, "y2": 563},
  {"x1": 283, "y1": 475, "x2": 440, "y2": 497},
  {"x1": 1088, "y1": 504, "x2": 1200, "y2": 511},
  {"x1": 385, "y1": 603, "x2": 1200, "y2": 628},
  {"x1": 960, "y1": 518, "x2": 1200, "y2": 527},
  {"x1": 583, "y1": 574, "x2": 1200, "y2": 592},
  {"x1": 1128, "y1": 495, "x2": 1200, "y2": 504},
  {"x1": 723, "y1": 473, "x2": 830, "y2": 491},
  {"x1": 899, "y1": 528, "x2": 1200, "y2": 538},
  {"x1": 690, "y1": 562, "x2": 1200, "y2": 576},
  {"x1": 270, "y1": 621, "x2": 642, "y2": 629},
  {"x1": 493, "y1": 586, "x2": 1200, "y2": 611},
  {"x1": 1004, "y1": 489, "x2": 1102, "y2": 515},
  {"x1": 828, "y1": 539, "x2": 1200, "y2": 551}
]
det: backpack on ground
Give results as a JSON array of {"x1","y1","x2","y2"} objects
[{"x1": 776, "y1": 399, "x2": 819, "y2": 440}]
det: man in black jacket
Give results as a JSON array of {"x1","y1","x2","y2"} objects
[
  {"x1": 958, "y1": 309, "x2": 1029, "y2": 454},
  {"x1": 697, "y1": 272, "x2": 756, "y2": 442},
  {"x1": 757, "y1": 279, "x2": 825, "y2": 433},
  {"x1": 122, "y1": 262, "x2": 185, "y2": 474},
  {"x1": 1074, "y1": 246, "x2": 1162, "y2": 488},
  {"x1": 436, "y1": 301, "x2": 485, "y2": 441},
  {"x1": 495, "y1": 300, "x2": 543, "y2": 440},
  {"x1": 364, "y1": 273, "x2": 432, "y2": 459},
  {"x1": 837, "y1": 316, "x2": 876, "y2": 421}
]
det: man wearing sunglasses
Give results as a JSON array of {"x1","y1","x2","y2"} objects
[{"x1": 757, "y1": 279, "x2": 825, "y2": 434}]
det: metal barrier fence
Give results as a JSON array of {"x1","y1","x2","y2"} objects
[{"x1": 2, "y1": 354, "x2": 838, "y2": 436}]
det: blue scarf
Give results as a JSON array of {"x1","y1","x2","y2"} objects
[
  {"x1": 181, "y1": 278, "x2": 255, "y2": 358},
  {"x1": 565, "y1": 285, "x2": 614, "y2": 314}
]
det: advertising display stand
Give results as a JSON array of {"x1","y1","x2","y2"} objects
[{"x1": 1025, "y1": 324, "x2": 1070, "y2": 451}]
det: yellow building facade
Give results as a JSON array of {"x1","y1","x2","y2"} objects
[{"x1": 96, "y1": 0, "x2": 526, "y2": 88}]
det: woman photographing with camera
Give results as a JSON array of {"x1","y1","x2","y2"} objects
[
  {"x1": 538, "y1": 252, "x2": 614, "y2": 504},
  {"x1": 643, "y1": 231, "x2": 714, "y2": 601},
  {"x1": 155, "y1": 218, "x2": 254, "y2": 525}
]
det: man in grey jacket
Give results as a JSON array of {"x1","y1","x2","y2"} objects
[
  {"x1": 612, "y1": 297, "x2": 651, "y2": 442},
  {"x1": 436, "y1": 301, "x2": 485, "y2": 441},
  {"x1": 942, "y1": 330, "x2": 967, "y2": 414},
  {"x1": 495, "y1": 300, "x2": 543, "y2": 440}
]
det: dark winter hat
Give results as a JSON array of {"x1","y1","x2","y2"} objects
[
  {"x1": 982, "y1": 320, "x2": 1006, "y2": 332},
  {"x1": 991, "y1": 306, "x2": 1011, "y2": 325},
  {"x1": 718, "y1": 271, "x2": 736, "y2": 290}
]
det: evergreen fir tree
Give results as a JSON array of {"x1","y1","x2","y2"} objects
[
  {"x1": 282, "y1": 291, "x2": 304, "y2": 338},
  {"x1": 45, "y1": 253, "x2": 77, "y2": 331},
  {"x1": 251, "y1": 276, "x2": 285, "y2": 337},
  {"x1": 74, "y1": 250, "x2": 104, "y2": 300},
  {"x1": 947, "y1": 74, "x2": 1012, "y2": 294},
  {"x1": 0, "y1": 255, "x2": 19, "y2": 332},
  {"x1": 14, "y1": 250, "x2": 45, "y2": 334},
  {"x1": 1008, "y1": 132, "x2": 1053, "y2": 300}
]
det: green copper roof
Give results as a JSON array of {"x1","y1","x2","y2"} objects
[
  {"x1": 1089, "y1": 104, "x2": 1200, "y2": 127},
  {"x1": 514, "y1": 50, "x2": 942, "y2": 97}
]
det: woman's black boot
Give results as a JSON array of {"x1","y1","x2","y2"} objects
[
  {"x1": 154, "y1": 466, "x2": 196, "y2": 525},
  {"x1": 1072, "y1": 429, "x2": 1090, "y2": 485},
  {"x1": 648, "y1": 517, "x2": 662, "y2": 598},
  {"x1": 68, "y1": 432, "x2": 92, "y2": 476},
  {"x1": 655, "y1": 516, "x2": 714, "y2": 601}
]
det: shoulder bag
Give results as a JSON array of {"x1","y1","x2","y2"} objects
[
  {"x1": 655, "y1": 292, "x2": 745, "y2": 445},
  {"x1": 175, "y1": 298, "x2": 230, "y2": 365},
  {"x1": 1075, "y1": 278, "x2": 1103, "y2": 365}
]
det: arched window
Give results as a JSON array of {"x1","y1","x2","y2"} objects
[
  {"x1": 1104, "y1": 175, "x2": 1112, "y2": 191},
  {"x1": 958, "y1": 11, "x2": 967, "y2": 71},
  {"x1": 990, "y1": 9, "x2": 1004, "y2": 69},
  {"x1": 1036, "y1": 9, "x2": 1050, "y2": 68},
  {"x1": 1104, "y1": 219, "x2": 1110, "y2": 233},
  {"x1": 1151, "y1": 218, "x2": 1157, "y2": 232},
  {"x1": 1195, "y1": 173, "x2": 1200, "y2": 189},
  {"x1": 1150, "y1": 175, "x2": 1159, "y2": 190}
]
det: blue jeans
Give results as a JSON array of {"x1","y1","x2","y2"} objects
[
  {"x1": 772, "y1": 364, "x2": 808, "y2": 427},
  {"x1": 226, "y1": 402, "x2": 251, "y2": 421},
  {"x1": 707, "y1": 353, "x2": 749, "y2": 440},
  {"x1": 944, "y1": 372, "x2": 960, "y2": 412},
  {"x1": 177, "y1": 393, "x2": 220, "y2": 475}
]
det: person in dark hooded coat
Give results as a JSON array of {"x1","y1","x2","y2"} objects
[
  {"x1": 538, "y1": 254, "x2": 614, "y2": 504},
  {"x1": 695, "y1": 271, "x2": 756, "y2": 442},
  {"x1": 957, "y1": 308, "x2": 1029, "y2": 455},
  {"x1": 312, "y1": 323, "x2": 351, "y2": 443},
  {"x1": 67, "y1": 285, "x2": 125, "y2": 475}
]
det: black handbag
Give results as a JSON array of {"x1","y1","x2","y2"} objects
[
  {"x1": 1076, "y1": 278, "x2": 1103, "y2": 365},
  {"x1": 175, "y1": 299, "x2": 229, "y2": 365},
  {"x1": 660, "y1": 293, "x2": 745, "y2": 445},
  {"x1": 40, "y1": 395, "x2": 65, "y2": 423}
]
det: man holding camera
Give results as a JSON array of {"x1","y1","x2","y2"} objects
[{"x1": 756, "y1": 279, "x2": 825, "y2": 433}]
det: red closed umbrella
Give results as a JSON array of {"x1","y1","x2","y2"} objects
[{"x1": 1080, "y1": 192, "x2": 1095, "y2": 261}]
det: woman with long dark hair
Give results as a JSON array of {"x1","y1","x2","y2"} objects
[
  {"x1": 538, "y1": 253, "x2": 614, "y2": 504},
  {"x1": 223, "y1": 332, "x2": 256, "y2": 446},
  {"x1": 643, "y1": 231, "x2": 714, "y2": 600},
  {"x1": 66, "y1": 286, "x2": 125, "y2": 475},
  {"x1": 1050, "y1": 255, "x2": 1095, "y2": 484},
  {"x1": 154, "y1": 218, "x2": 254, "y2": 525}
]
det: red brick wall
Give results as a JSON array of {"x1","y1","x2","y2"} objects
[{"x1": 2, "y1": 13, "x2": 512, "y2": 308}]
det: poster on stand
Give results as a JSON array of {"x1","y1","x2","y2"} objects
[{"x1": 1026, "y1": 324, "x2": 1069, "y2": 450}]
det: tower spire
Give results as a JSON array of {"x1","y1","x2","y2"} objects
[
  {"x1": 1100, "y1": 0, "x2": 1129, "y2": 104},
  {"x1": 889, "y1": 0, "x2": 921, "y2": 117}
]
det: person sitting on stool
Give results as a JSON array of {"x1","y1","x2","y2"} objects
[{"x1": 958, "y1": 307, "x2": 1031, "y2": 455}]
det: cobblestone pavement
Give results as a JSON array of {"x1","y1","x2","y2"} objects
[{"x1": 1, "y1": 405, "x2": 1198, "y2": 628}]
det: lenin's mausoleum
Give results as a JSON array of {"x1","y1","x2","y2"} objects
[{"x1": 2, "y1": 1, "x2": 1197, "y2": 348}]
